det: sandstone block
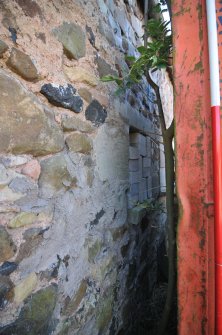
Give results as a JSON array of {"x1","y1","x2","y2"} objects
[
  {"x1": 143, "y1": 157, "x2": 151, "y2": 168},
  {"x1": 53, "y1": 22, "x2": 86, "y2": 60},
  {"x1": 0, "y1": 163, "x2": 15, "y2": 187},
  {"x1": 0, "y1": 40, "x2": 8, "y2": 57},
  {"x1": 64, "y1": 65, "x2": 98, "y2": 87},
  {"x1": 142, "y1": 167, "x2": 150, "y2": 178},
  {"x1": 0, "y1": 186, "x2": 23, "y2": 202},
  {"x1": 63, "y1": 280, "x2": 87, "y2": 316},
  {"x1": 39, "y1": 153, "x2": 77, "y2": 198},
  {"x1": 8, "y1": 212, "x2": 37, "y2": 229},
  {"x1": 130, "y1": 133, "x2": 146, "y2": 156},
  {"x1": 129, "y1": 159, "x2": 139, "y2": 172},
  {"x1": 14, "y1": 272, "x2": 38, "y2": 304},
  {"x1": 61, "y1": 115, "x2": 94, "y2": 133},
  {"x1": 129, "y1": 171, "x2": 140, "y2": 184},
  {"x1": 41, "y1": 83, "x2": 83, "y2": 113},
  {"x1": 130, "y1": 183, "x2": 139, "y2": 196},
  {"x1": 0, "y1": 155, "x2": 28, "y2": 167},
  {"x1": 127, "y1": 193, "x2": 139, "y2": 209},
  {"x1": 0, "y1": 226, "x2": 16, "y2": 262},
  {"x1": 65, "y1": 133, "x2": 92, "y2": 154},
  {"x1": 6, "y1": 48, "x2": 38, "y2": 81},
  {"x1": 129, "y1": 146, "x2": 139, "y2": 159},
  {"x1": 0, "y1": 70, "x2": 64, "y2": 155},
  {"x1": 78, "y1": 87, "x2": 93, "y2": 103},
  {"x1": 21, "y1": 160, "x2": 41, "y2": 180}
]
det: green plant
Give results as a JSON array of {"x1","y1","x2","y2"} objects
[{"x1": 102, "y1": 2, "x2": 175, "y2": 335}]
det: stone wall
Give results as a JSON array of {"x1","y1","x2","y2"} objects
[{"x1": 0, "y1": 0, "x2": 173, "y2": 334}]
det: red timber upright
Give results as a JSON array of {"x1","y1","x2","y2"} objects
[{"x1": 172, "y1": 0, "x2": 218, "y2": 334}]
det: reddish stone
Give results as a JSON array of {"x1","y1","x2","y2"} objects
[{"x1": 21, "y1": 160, "x2": 41, "y2": 180}]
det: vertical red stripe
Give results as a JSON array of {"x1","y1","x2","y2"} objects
[{"x1": 212, "y1": 105, "x2": 222, "y2": 334}]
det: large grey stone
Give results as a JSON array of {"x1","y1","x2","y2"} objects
[
  {"x1": 0, "y1": 70, "x2": 64, "y2": 156},
  {"x1": 6, "y1": 48, "x2": 39, "y2": 81},
  {"x1": 0, "y1": 226, "x2": 17, "y2": 262},
  {"x1": 53, "y1": 22, "x2": 86, "y2": 60},
  {"x1": 95, "y1": 55, "x2": 117, "y2": 78},
  {"x1": 39, "y1": 153, "x2": 77, "y2": 198}
]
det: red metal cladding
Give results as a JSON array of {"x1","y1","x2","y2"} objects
[
  {"x1": 212, "y1": 106, "x2": 222, "y2": 334},
  {"x1": 172, "y1": 0, "x2": 215, "y2": 334}
]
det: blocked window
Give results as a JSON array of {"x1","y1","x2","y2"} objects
[{"x1": 128, "y1": 131, "x2": 157, "y2": 208}]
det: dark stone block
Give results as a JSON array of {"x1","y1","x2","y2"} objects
[
  {"x1": 95, "y1": 56, "x2": 117, "y2": 78},
  {"x1": 0, "y1": 285, "x2": 57, "y2": 335},
  {"x1": 0, "y1": 275, "x2": 14, "y2": 308},
  {"x1": 0, "y1": 262, "x2": 17, "y2": 276},
  {"x1": 86, "y1": 25, "x2": 95, "y2": 47},
  {"x1": 85, "y1": 100, "x2": 107, "y2": 126},
  {"x1": 41, "y1": 83, "x2": 83, "y2": 113}
]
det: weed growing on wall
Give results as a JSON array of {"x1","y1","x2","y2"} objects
[{"x1": 101, "y1": 2, "x2": 175, "y2": 335}]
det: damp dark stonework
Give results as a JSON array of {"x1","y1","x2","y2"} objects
[
  {"x1": 0, "y1": 284, "x2": 57, "y2": 335},
  {"x1": 85, "y1": 100, "x2": 107, "y2": 126},
  {"x1": 40, "y1": 83, "x2": 83, "y2": 113},
  {"x1": 0, "y1": 262, "x2": 17, "y2": 276}
]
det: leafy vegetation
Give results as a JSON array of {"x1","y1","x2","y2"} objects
[{"x1": 102, "y1": 2, "x2": 176, "y2": 335}]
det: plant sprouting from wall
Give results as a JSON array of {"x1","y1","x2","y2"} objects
[
  {"x1": 102, "y1": 2, "x2": 175, "y2": 335},
  {"x1": 102, "y1": 5, "x2": 172, "y2": 88}
]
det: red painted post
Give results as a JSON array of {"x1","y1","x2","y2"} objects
[
  {"x1": 212, "y1": 106, "x2": 222, "y2": 334},
  {"x1": 172, "y1": 0, "x2": 215, "y2": 334}
]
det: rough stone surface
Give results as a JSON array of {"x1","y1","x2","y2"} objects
[
  {"x1": 0, "y1": 40, "x2": 8, "y2": 57},
  {"x1": 96, "y1": 287, "x2": 114, "y2": 333},
  {"x1": 95, "y1": 56, "x2": 117, "y2": 78},
  {"x1": 8, "y1": 212, "x2": 37, "y2": 229},
  {"x1": 53, "y1": 22, "x2": 86, "y2": 59},
  {"x1": 0, "y1": 186, "x2": 23, "y2": 202},
  {"x1": 0, "y1": 70, "x2": 64, "y2": 155},
  {"x1": 6, "y1": 48, "x2": 39, "y2": 81},
  {"x1": 85, "y1": 99, "x2": 107, "y2": 126},
  {"x1": 39, "y1": 153, "x2": 77, "y2": 198},
  {"x1": 94, "y1": 124, "x2": 128, "y2": 181},
  {"x1": 88, "y1": 239, "x2": 103, "y2": 263},
  {"x1": 61, "y1": 115, "x2": 94, "y2": 133},
  {"x1": 0, "y1": 163, "x2": 15, "y2": 187},
  {"x1": 0, "y1": 155, "x2": 28, "y2": 168},
  {"x1": 65, "y1": 133, "x2": 92, "y2": 154},
  {"x1": 78, "y1": 87, "x2": 93, "y2": 103},
  {"x1": 21, "y1": 160, "x2": 41, "y2": 180},
  {"x1": 0, "y1": 226, "x2": 16, "y2": 262},
  {"x1": 14, "y1": 272, "x2": 38, "y2": 304},
  {"x1": 41, "y1": 83, "x2": 83, "y2": 113},
  {"x1": 0, "y1": 275, "x2": 14, "y2": 308},
  {"x1": 63, "y1": 279, "x2": 87, "y2": 316},
  {"x1": 9, "y1": 176, "x2": 37, "y2": 194},
  {"x1": 64, "y1": 65, "x2": 98, "y2": 87},
  {"x1": 0, "y1": 262, "x2": 18, "y2": 276},
  {"x1": 16, "y1": 233, "x2": 44, "y2": 263},
  {"x1": 128, "y1": 206, "x2": 146, "y2": 225},
  {"x1": 0, "y1": 285, "x2": 57, "y2": 335}
]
